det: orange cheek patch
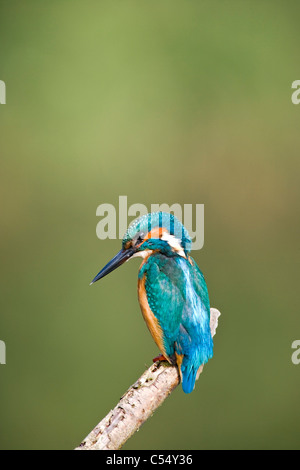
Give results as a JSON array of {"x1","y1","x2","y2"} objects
[
  {"x1": 144, "y1": 227, "x2": 168, "y2": 241},
  {"x1": 137, "y1": 227, "x2": 166, "y2": 249}
]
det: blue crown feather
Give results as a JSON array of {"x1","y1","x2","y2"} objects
[{"x1": 122, "y1": 212, "x2": 192, "y2": 254}]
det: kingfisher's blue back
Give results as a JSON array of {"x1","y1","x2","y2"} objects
[
  {"x1": 139, "y1": 252, "x2": 213, "y2": 393},
  {"x1": 91, "y1": 211, "x2": 214, "y2": 394}
]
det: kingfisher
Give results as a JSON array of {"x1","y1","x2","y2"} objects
[{"x1": 90, "y1": 212, "x2": 213, "y2": 393}]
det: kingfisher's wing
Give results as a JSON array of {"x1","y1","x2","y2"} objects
[
  {"x1": 139, "y1": 253, "x2": 213, "y2": 393},
  {"x1": 140, "y1": 253, "x2": 212, "y2": 358}
]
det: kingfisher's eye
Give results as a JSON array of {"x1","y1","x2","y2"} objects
[{"x1": 136, "y1": 233, "x2": 145, "y2": 244}]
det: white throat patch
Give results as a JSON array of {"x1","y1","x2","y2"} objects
[
  {"x1": 161, "y1": 232, "x2": 186, "y2": 258},
  {"x1": 131, "y1": 249, "x2": 153, "y2": 260}
]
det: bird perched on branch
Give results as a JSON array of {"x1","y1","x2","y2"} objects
[{"x1": 91, "y1": 212, "x2": 213, "y2": 393}]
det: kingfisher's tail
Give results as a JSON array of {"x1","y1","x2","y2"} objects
[
  {"x1": 180, "y1": 348, "x2": 213, "y2": 393},
  {"x1": 180, "y1": 360, "x2": 199, "y2": 394}
]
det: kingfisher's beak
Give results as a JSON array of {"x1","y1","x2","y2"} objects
[{"x1": 90, "y1": 248, "x2": 134, "y2": 285}]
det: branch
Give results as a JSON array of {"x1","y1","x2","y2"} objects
[{"x1": 75, "y1": 308, "x2": 221, "y2": 451}]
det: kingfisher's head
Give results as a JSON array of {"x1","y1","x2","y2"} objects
[{"x1": 90, "y1": 212, "x2": 192, "y2": 284}]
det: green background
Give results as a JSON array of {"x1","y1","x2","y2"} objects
[{"x1": 0, "y1": 1, "x2": 299, "y2": 450}]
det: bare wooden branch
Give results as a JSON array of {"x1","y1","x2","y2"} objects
[{"x1": 75, "y1": 308, "x2": 221, "y2": 451}]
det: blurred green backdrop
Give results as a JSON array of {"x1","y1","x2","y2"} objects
[{"x1": 0, "y1": 0, "x2": 299, "y2": 450}]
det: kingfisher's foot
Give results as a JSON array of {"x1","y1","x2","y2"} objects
[{"x1": 152, "y1": 354, "x2": 168, "y2": 363}]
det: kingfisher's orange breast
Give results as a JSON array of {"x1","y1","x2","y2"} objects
[{"x1": 137, "y1": 275, "x2": 169, "y2": 361}]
